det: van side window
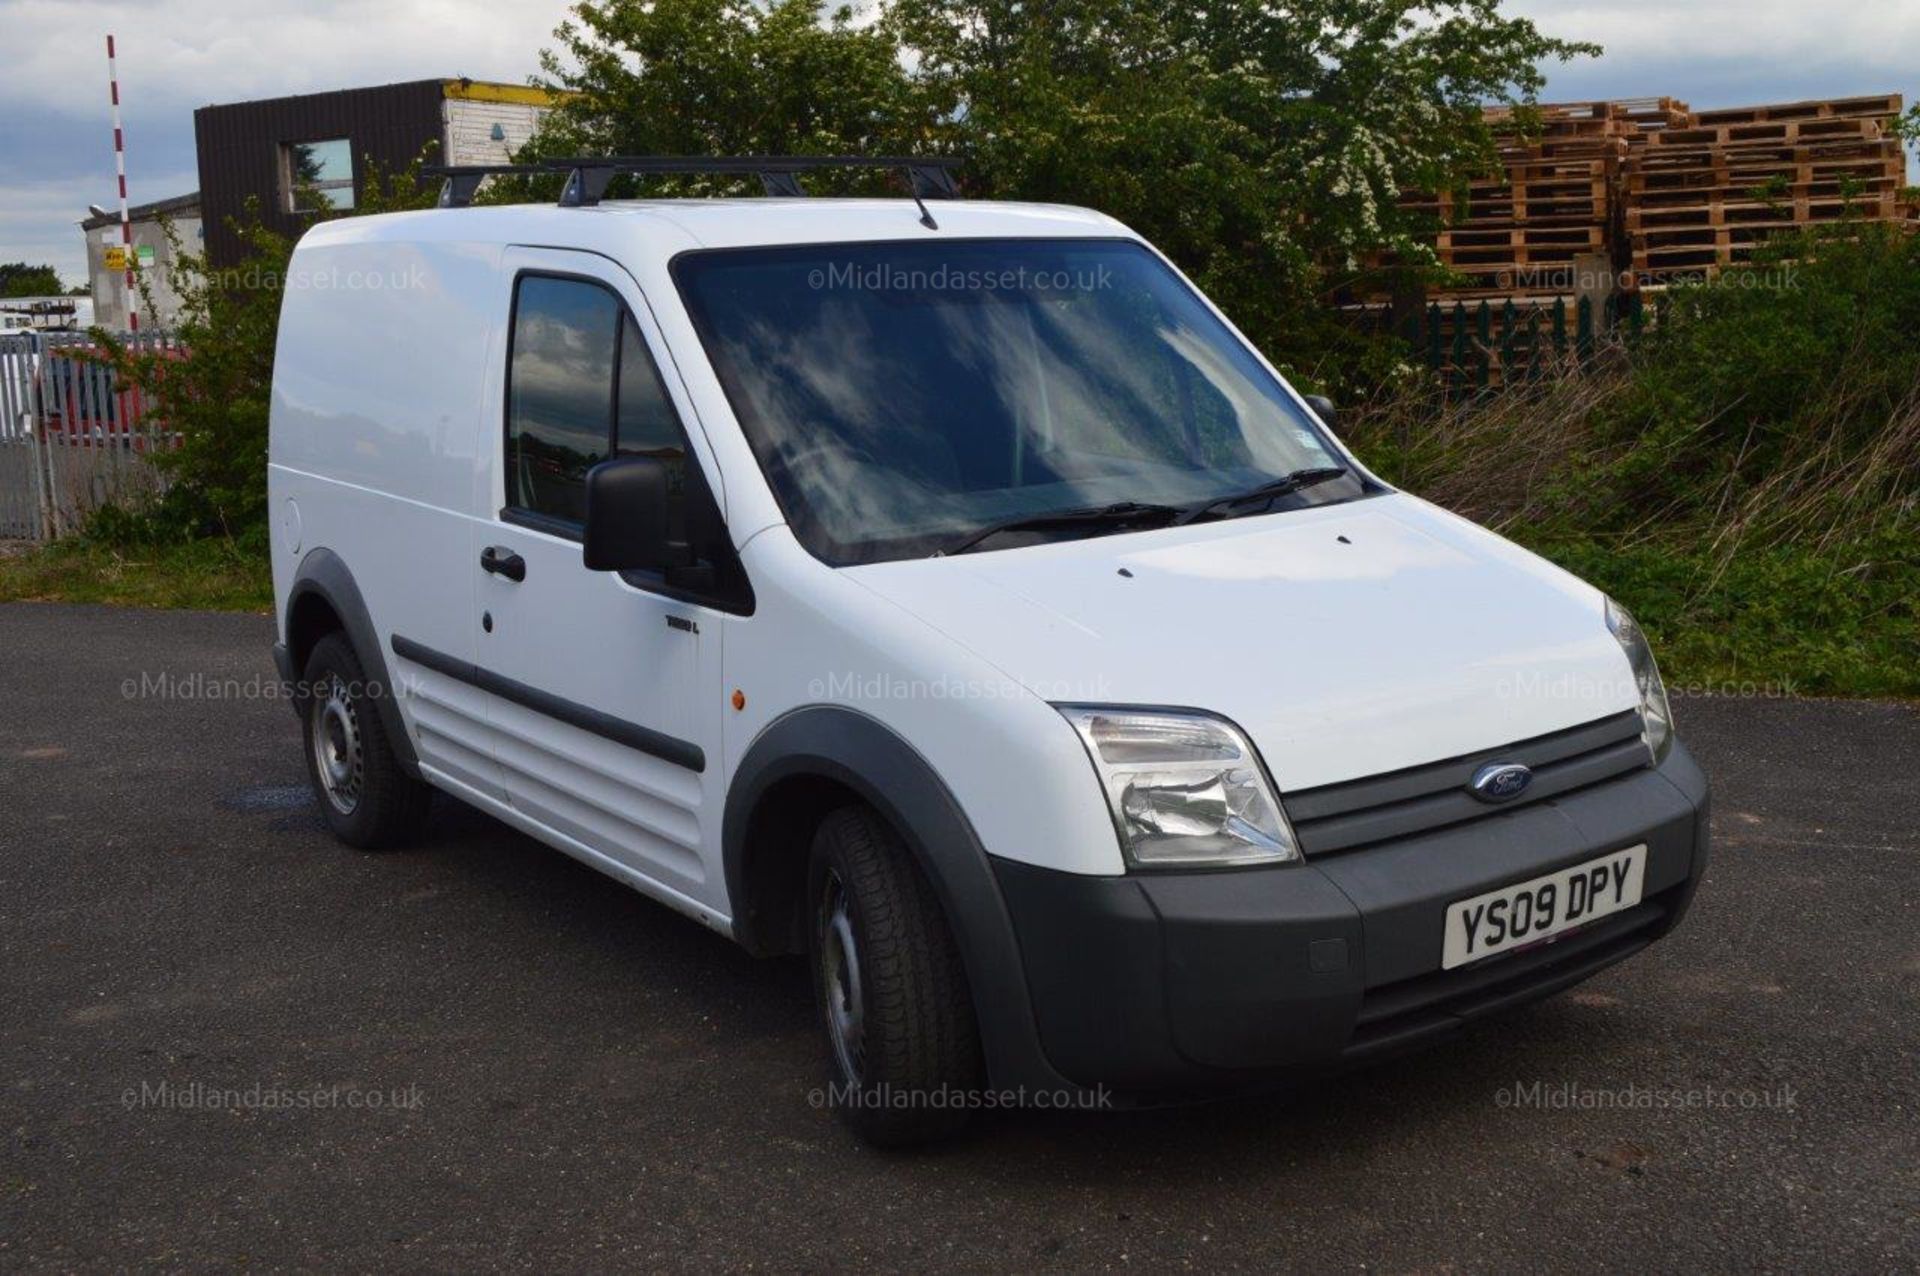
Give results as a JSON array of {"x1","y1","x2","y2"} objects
[{"x1": 506, "y1": 276, "x2": 620, "y2": 524}]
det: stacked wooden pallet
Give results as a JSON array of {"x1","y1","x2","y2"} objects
[
  {"x1": 1398, "y1": 103, "x2": 1631, "y2": 296},
  {"x1": 1383, "y1": 91, "x2": 1910, "y2": 318},
  {"x1": 1624, "y1": 94, "x2": 1907, "y2": 281}
]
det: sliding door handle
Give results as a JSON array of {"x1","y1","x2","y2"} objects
[{"x1": 479, "y1": 546, "x2": 526, "y2": 582}]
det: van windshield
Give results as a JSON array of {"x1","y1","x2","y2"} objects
[{"x1": 673, "y1": 238, "x2": 1364, "y2": 565}]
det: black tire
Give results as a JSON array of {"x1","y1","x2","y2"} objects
[
  {"x1": 300, "y1": 632, "x2": 432, "y2": 850},
  {"x1": 807, "y1": 804, "x2": 984, "y2": 1146}
]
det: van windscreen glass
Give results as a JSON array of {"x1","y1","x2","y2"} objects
[{"x1": 672, "y1": 238, "x2": 1359, "y2": 565}]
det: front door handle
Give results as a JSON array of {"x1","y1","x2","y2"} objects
[{"x1": 479, "y1": 545, "x2": 526, "y2": 582}]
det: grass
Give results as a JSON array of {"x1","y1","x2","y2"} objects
[
  {"x1": 1516, "y1": 533, "x2": 1919, "y2": 700},
  {"x1": 0, "y1": 537, "x2": 271, "y2": 612},
  {"x1": 1344, "y1": 348, "x2": 1920, "y2": 700}
]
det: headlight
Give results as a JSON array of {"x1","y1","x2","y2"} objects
[
  {"x1": 1057, "y1": 706, "x2": 1299, "y2": 869},
  {"x1": 1605, "y1": 598, "x2": 1673, "y2": 764}
]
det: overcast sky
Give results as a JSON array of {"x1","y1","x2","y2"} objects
[{"x1": 2, "y1": 0, "x2": 1915, "y2": 288}]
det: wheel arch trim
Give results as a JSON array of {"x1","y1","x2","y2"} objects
[
  {"x1": 283, "y1": 547, "x2": 422, "y2": 779},
  {"x1": 722, "y1": 704, "x2": 1072, "y2": 1092}
]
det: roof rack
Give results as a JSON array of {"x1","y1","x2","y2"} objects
[
  {"x1": 422, "y1": 155, "x2": 964, "y2": 225},
  {"x1": 424, "y1": 165, "x2": 554, "y2": 209}
]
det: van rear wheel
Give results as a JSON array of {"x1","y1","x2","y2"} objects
[
  {"x1": 807, "y1": 805, "x2": 984, "y2": 1146},
  {"x1": 300, "y1": 632, "x2": 431, "y2": 849}
]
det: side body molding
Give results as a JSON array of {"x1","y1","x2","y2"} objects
[
  {"x1": 723, "y1": 706, "x2": 1075, "y2": 1093},
  {"x1": 280, "y1": 547, "x2": 422, "y2": 779}
]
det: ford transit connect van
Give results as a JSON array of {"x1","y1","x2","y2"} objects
[{"x1": 269, "y1": 159, "x2": 1709, "y2": 1145}]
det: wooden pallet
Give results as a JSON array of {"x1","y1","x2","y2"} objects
[
  {"x1": 1486, "y1": 156, "x2": 1615, "y2": 181},
  {"x1": 1628, "y1": 140, "x2": 1901, "y2": 181},
  {"x1": 1438, "y1": 225, "x2": 1607, "y2": 251},
  {"x1": 1690, "y1": 94, "x2": 1903, "y2": 127},
  {"x1": 1535, "y1": 98, "x2": 1693, "y2": 141},
  {"x1": 1486, "y1": 104, "x2": 1626, "y2": 140},
  {"x1": 1400, "y1": 159, "x2": 1610, "y2": 199},
  {"x1": 1633, "y1": 173, "x2": 1903, "y2": 208},
  {"x1": 1647, "y1": 117, "x2": 1887, "y2": 148},
  {"x1": 1412, "y1": 182, "x2": 1611, "y2": 208},
  {"x1": 1627, "y1": 141, "x2": 1903, "y2": 183},
  {"x1": 1628, "y1": 191, "x2": 1900, "y2": 229},
  {"x1": 1635, "y1": 223, "x2": 1797, "y2": 253},
  {"x1": 1633, "y1": 243, "x2": 1758, "y2": 269}
]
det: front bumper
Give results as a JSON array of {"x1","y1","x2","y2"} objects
[{"x1": 990, "y1": 741, "x2": 1710, "y2": 1093}]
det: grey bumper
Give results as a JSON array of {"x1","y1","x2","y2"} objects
[{"x1": 989, "y1": 742, "x2": 1710, "y2": 1093}]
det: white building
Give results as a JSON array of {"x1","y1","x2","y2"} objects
[{"x1": 81, "y1": 191, "x2": 201, "y2": 333}]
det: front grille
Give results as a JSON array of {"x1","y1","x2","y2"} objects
[
  {"x1": 1344, "y1": 889, "x2": 1673, "y2": 1059},
  {"x1": 1286, "y1": 710, "x2": 1650, "y2": 857}
]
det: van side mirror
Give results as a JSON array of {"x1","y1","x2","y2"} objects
[
  {"x1": 1304, "y1": 394, "x2": 1339, "y2": 432},
  {"x1": 582, "y1": 456, "x2": 695, "y2": 573}
]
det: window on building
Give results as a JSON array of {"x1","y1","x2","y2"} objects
[{"x1": 283, "y1": 138, "x2": 356, "y2": 211}]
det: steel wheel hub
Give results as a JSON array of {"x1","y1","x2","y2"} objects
[
  {"x1": 820, "y1": 870, "x2": 866, "y2": 1085},
  {"x1": 311, "y1": 676, "x2": 364, "y2": 816}
]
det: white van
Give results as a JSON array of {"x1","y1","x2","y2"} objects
[{"x1": 269, "y1": 159, "x2": 1709, "y2": 1144}]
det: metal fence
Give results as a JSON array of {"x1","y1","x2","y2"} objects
[
  {"x1": 1346, "y1": 292, "x2": 1657, "y2": 395},
  {"x1": 0, "y1": 331, "x2": 179, "y2": 541}
]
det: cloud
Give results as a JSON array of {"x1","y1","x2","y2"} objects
[
  {"x1": 1511, "y1": 0, "x2": 1920, "y2": 86},
  {"x1": 0, "y1": 1, "x2": 569, "y2": 117},
  {"x1": 0, "y1": 0, "x2": 573, "y2": 283}
]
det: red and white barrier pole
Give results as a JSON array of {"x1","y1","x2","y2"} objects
[{"x1": 106, "y1": 34, "x2": 138, "y2": 333}]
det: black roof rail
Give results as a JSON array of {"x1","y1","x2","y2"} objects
[{"x1": 423, "y1": 155, "x2": 964, "y2": 218}]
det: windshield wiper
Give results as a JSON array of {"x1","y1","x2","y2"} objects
[
  {"x1": 1172, "y1": 467, "x2": 1350, "y2": 526},
  {"x1": 936, "y1": 501, "x2": 1184, "y2": 556}
]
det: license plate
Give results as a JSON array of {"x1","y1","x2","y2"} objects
[{"x1": 1441, "y1": 844, "x2": 1647, "y2": 970}]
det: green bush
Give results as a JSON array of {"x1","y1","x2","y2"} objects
[{"x1": 1585, "y1": 220, "x2": 1920, "y2": 545}]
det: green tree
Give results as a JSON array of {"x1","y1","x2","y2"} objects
[
  {"x1": 0, "y1": 262, "x2": 68, "y2": 297},
  {"x1": 523, "y1": 0, "x2": 1595, "y2": 388},
  {"x1": 516, "y1": 0, "x2": 931, "y2": 198}
]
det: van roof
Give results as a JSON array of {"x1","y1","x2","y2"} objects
[{"x1": 302, "y1": 198, "x2": 1131, "y2": 254}]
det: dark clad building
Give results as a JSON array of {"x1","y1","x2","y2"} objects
[{"x1": 193, "y1": 78, "x2": 555, "y2": 267}]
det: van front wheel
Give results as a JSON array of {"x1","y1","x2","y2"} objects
[
  {"x1": 807, "y1": 805, "x2": 983, "y2": 1146},
  {"x1": 300, "y1": 632, "x2": 431, "y2": 849}
]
